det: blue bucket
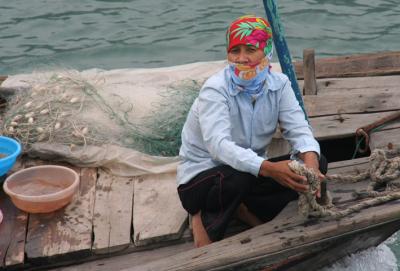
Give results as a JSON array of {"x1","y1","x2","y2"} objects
[{"x1": 0, "y1": 136, "x2": 22, "y2": 177}]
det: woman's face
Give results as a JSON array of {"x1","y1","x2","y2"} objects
[{"x1": 227, "y1": 44, "x2": 265, "y2": 66}]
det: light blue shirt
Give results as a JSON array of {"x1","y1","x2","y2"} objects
[{"x1": 177, "y1": 66, "x2": 320, "y2": 185}]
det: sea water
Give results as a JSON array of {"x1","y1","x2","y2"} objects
[
  {"x1": 1, "y1": 0, "x2": 400, "y2": 269},
  {"x1": 1, "y1": 0, "x2": 399, "y2": 75}
]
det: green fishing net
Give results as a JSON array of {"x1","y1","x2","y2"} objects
[{"x1": 1, "y1": 72, "x2": 202, "y2": 157}]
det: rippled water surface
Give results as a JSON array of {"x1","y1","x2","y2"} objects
[{"x1": 1, "y1": 0, "x2": 399, "y2": 74}]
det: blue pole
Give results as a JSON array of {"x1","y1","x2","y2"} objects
[{"x1": 262, "y1": 0, "x2": 308, "y2": 120}]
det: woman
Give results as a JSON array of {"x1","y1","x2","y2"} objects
[{"x1": 177, "y1": 15, "x2": 327, "y2": 248}]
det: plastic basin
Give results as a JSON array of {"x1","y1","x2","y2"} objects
[
  {"x1": 3, "y1": 165, "x2": 80, "y2": 213},
  {"x1": 0, "y1": 136, "x2": 22, "y2": 177}
]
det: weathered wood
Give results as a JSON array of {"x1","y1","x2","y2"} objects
[
  {"x1": 49, "y1": 242, "x2": 194, "y2": 271},
  {"x1": 269, "y1": 111, "x2": 400, "y2": 157},
  {"x1": 124, "y1": 158, "x2": 390, "y2": 271},
  {"x1": 31, "y1": 159, "x2": 384, "y2": 270},
  {"x1": 25, "y1": 166, "x2": 96, "y2": 259},
  {"x1": 0, "y1": 158, "x2": 27, "y2": 268},
  {"x1": 270, "y1": 112, "x2": 400, "y2": 154},
  {"x1": 283, "y1": 219, "x2": 400, "y2": 271},
  {"x1": 92, "y1": 169, "x2": 134, "y2": 254},
  {"x1": 304, "y1": 87, "x2": 400, "y2": 117},
  {"x1": 133, "y1": 172, "x2": 187, "y2": 247},
  {"x1": 299, "y1": 75, "x2": 400, "y2": 96},
  {"x1": 370, "y1": 127, "x2": 400, "y2": 150},
  {"x1": 303, "y1": 49, "x2": 317, "y2": 95},
  {"x1": 310, "y1": 111, "x2": 400, "y2": 140},
  {"x1": 328, "y1": 157, "x2": 369, "y2": 170},
  {"x1": 326, "y1": 158, "x2": 371, "y2": 204},
  {"x1": 295, "y1": 51, "x2": 400, "y2": 79},
  {"x1": 127, "y1": 196, "x2": 400, "y2": 271},
  {"x1": 0, "y1": 186, "x2": 28, "y2": 268}
]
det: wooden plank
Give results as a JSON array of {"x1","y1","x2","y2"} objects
[
  {"x1": 269, "y1": 111, "x2": 398, "y2": 157},
  {"x1": 370, "y1": 127, "x2": 400, "y2": 150},
  {"x1": 92, "y1": 169, "x2": 134, "y2": 254},
  {"x1": 294, "y1": 51, "x2": 400, "y2": 79},
  {"x1": 0, "y1": 158, "x2": 27, "y2": 268},
  {"x1": 304, "y1": 87, "x2": 400, "y2": 117},
  {"x1": 48, "y1": 242, "x2": 194, "y2": 271},
  {"x1": 325, "y1": 158, "x2": 371, "y2": 204},
  {"x1": 25, "y1": 166, "x2": 96, "y2": 260},
  {"x1": 299, "y1": 75, "x2": 400, "y2": 96},
  {"x1": 0, "y1": 187, "x2": 28, "y2": 268},
  {"x1": 271, "y1": 111, "x2": 400, "y2": 141},
  {"x1": 310, "y1": 111, "x2": 400, "y2": 140},
  {"x1": 328, "y1": 157, "x2": 369, "y2": 170},
  {"x1": 133, "y1": 172, "x2": 187, "y2": 247},
  {"x1": 302, "y1": 49, "x2": 317, "y2": 95}
]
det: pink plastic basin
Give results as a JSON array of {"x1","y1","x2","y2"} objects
[{"x1": 3, "y1": 165, "x2": 80, "y2": 213}]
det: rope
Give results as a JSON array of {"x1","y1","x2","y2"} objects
[{"x1": 289, "y1": 147, "x2": 400, "y2": 219}]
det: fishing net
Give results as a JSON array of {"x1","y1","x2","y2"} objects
[
  {"x1": 1, "y1": 72, "x2": 201, "y2": 156},
  {"x1": 0, "y1": 61, "x2": 227, "y2": 175}
]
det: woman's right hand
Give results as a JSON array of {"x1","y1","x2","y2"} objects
[{"x1": 259, "y1": 160, "x2": 309, "y2": 193}]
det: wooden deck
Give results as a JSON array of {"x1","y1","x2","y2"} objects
[
  {"x1": 1, "y1": 51, "x2": 400, "y2": 270},
  {"x1": 0, "y1": 158, "x2": 189, "y2": 270},
  {"x1": 50, "y1": 155, "x2": 400, "y2": 271}
]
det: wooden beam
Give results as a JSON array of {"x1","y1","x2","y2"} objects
[
  {"x1": 370, "y1": 127, "x2": 400, "y2": 150},
  {"x1": 295, "y1": 51, "x2": 400, "y2": 79},
  {"x1": 310, "y1": 111, "x2": 400, "y2": 140},
  {"x1": 298, "y1": 75, "x2": 400, "y2": 97},
  {"x1": 303, "y1": 49, "x2": 317, "y2": 95},
  {"x1": 304, "y1": 88, "x2": 400, "y2": 117}
]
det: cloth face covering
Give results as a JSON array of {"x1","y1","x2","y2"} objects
[{"x1": 226, "y1": 15, "x2": 273, "y2": 95}]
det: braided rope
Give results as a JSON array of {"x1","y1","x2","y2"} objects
[{"x1": 288, "y1": 147, "x2": 400, "y2": 219}]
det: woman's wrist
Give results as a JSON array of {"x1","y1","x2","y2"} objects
[{"x1": 259, "y1": 160, "x2": 273, "y2": 177}]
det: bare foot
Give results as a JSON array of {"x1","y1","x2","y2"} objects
[
  {"x1": 236, "y1": 203, "x2": 263, "y2": 227},
  {"x1": 191, "y1": 211, "x2": 212, "y2": 248}
]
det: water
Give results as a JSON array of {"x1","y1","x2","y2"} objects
[
  {"x1": 1, "y1": 0, "x2": 399, "y2": 75},
  {"x1": 1, "y1": 0, "x2": 400, "y2": 269}
]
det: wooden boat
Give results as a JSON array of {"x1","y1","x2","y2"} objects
[{"x1": 0, "y1": 51, "x2": 400, "y2": 271}]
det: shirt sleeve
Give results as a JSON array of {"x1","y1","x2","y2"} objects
[
  {"x1": 197, "y1": 86, "x2": 264, "y2": 176},
  {"x1": 278, "y1": 79, "x2": 321, "y2": 156}
]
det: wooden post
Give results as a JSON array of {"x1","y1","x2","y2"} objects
[{"x1": 303, "y1": 48, "x2": 318, "y2": 95}]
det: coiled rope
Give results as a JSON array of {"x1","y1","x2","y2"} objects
[{"x1": 289, "y1": 147, "x2": 400, "y2": 219}]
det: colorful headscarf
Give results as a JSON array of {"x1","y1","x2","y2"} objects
[
  {"x1": 226, "y1": 15, "x2": 273, "y2": 95},
  {"x1": 226, "y1": 15, "x2": 273, "y2": 59}
]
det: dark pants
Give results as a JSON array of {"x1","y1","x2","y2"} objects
[{"x1": 178, "y1": 154, "x2": 328, "y2": 241}]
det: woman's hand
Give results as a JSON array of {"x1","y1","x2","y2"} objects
[
  {"x1": 299, "y1": 152, "x2": 325, "y2": 197},
  {"x1": 259, "y1": 160, "x2": 309, "y2": 192}
]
